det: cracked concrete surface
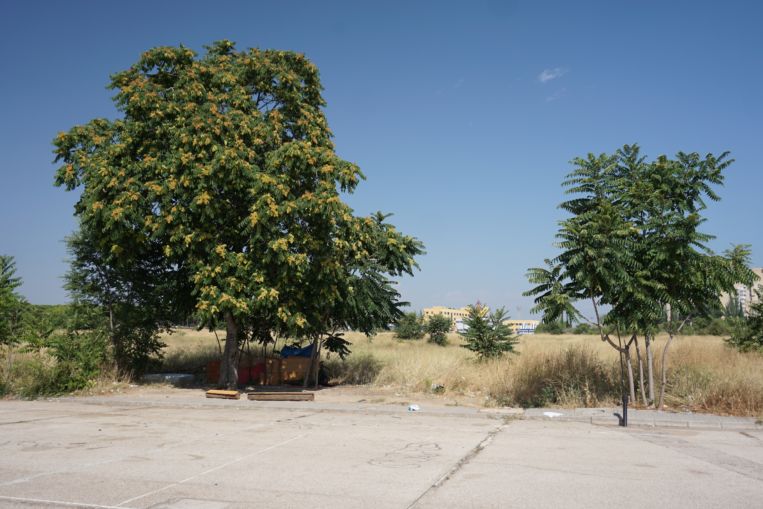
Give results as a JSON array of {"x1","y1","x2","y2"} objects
[{"x1": 1, "y1": 396, "x2": 761, "y2": 508}]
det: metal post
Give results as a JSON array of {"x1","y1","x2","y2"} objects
[{"x1": 621, "y1": 392, "x2": 628, "y2": 427}]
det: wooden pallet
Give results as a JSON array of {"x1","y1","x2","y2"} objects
[
  {"x1": 247, "y1": 391, "x2": 314, "y2": 401},
  {"x1": 205, "y1": 389, "x2": 241, "y2": 400}
]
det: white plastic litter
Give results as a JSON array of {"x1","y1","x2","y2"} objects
[
  {"x1": 543, "y1": 411, "x2": 563, "y2": 418},
  {"x1": 408, "y1": 404, "x2": 421, "y2": 412}
]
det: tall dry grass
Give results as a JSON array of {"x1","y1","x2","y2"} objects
[
  {"x1": 157, "y1": 329, "x2": 763, "y2": 416},
  {"x1": 330, "y1": 332, "x2": 763, "y2": 416}
]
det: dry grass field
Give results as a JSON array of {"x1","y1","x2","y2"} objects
[{"x1": 160, "y1": 329, "x2": 763, "y2": 417}]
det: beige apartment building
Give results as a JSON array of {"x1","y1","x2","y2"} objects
[
  {"x1": 422, "y1": 306, "x2": 539, "y2": 334},
  {"x1": 722, "y1": 267, "x2": 763, "y2": 316}
]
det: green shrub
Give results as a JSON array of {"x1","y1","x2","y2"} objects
[
  {"x1": 47, "y1": 330, "x2": 109, "y2": 392},
  {"x1": 572, "y1": 323, "x2": 597, "y2": 335},
  {"x1": 395, "y1": 312, "x2": 424, "y2": 340},
  {"x1": 425, "y1": 315, "x2": 451, "y2": 346},
  {"x1": 2, "y1": 331, "x2": 111, "y2": 397},
  {"x1": 727, "y1": 297, "x2": 763, "y2": 352},
  {"x1": 534, "y1": 321, "x2": 567, "y2": 334}
]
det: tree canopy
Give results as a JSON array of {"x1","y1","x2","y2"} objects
[
  {"x1": 54, "y1": 41, "x2": 423, "y2": 385},
  {"x1": 525, "y1": 144, "x2": 755, "y2": 408}
]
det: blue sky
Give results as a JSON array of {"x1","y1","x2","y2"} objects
[{"x1": 1, "y1": 1, "x2": 762, "y2": 318}]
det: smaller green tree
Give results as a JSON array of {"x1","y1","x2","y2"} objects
[
  {"x1": 724, "y1": 295, "x2": 745, "y2": 319},
  {"x1": 460, "y1": 304, "x2": 518, "y2": 360},
  {"x1": 0, "y1": 255, "x2": 24, "y2": 348},
  {"x1": 727, "y1": 292, "x2": 763, "y2": 352},
  {"x1": 395, "y1": 312, "x2": 424, "y2": 340},
  {"x1": 425, "y1": 314, "x2": 451, "y2": 346},
  {"x1": 1, "y1": 256, "x2": 27, "y2": 391}
]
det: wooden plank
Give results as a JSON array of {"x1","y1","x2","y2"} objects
[
  {"x1": 206, "y1": 389, "x2": 241, "y2": 400},
  {"x1": 247, "y1": 392, "x2": 314, "y2": 401}
]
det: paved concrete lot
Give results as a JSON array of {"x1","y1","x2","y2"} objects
[{"x1": 1, "y1": 395, "x2": 762, "y2": 508}]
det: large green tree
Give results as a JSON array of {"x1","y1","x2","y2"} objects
[
  {"x1": 54, "y1": 41, "x2": 422, "y2": 387},
  {"x1": 526, "y1": 145, "x2": 754, "y2": 409}
]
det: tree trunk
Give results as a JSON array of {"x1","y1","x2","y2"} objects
[
  {"x1": 634, "y1": 336, "x2": 647, "y2": 406},
  {"x1": 624, "y1": 343, "x2": 636, "y2": 403},
  {"x1": 645, "y1": 334, "x2": 655, "y2": 405},
  {"x1": 313, "y1": 339, "x2": 322, "y2": 388},
  {"x1": 218, "y1": 312, "x2": 240, "y2": 389},
  {"x1": 304, "y1": 337, "x2": 319, "y2": 388},
  {"x1": 107, "y1": 303, "x2": 120, "y2": 373},
  {"x1": 657, "y1": 332, "x2": 675, "y2": 410}
]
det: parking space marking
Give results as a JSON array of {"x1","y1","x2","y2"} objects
[{"x1": 115, "y1": 432, "x2": 308, "y2": 507}]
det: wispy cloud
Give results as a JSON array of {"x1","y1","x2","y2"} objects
[
  {"x1": 545, "y1": 87, "x2": 567, "y2": 102},
  {"x1": 538, "y1": 67, "x2": 568, "y2": 84}
]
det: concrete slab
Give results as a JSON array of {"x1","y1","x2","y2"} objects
[
  {"x1": 414, "y1": 420, "x2": 763, "y2": 509},
  {"x1": 0, "y1": 396, "x2": 761, "y2": 508}
]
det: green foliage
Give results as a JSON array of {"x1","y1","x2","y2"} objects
[
  {"x1": 526, "y1": 145, "x2": 754, "y2": 335},
  {"x1": 424, "y1": 314, "x2": 451, "y2": 346},
  {"x1": 395, "y1": 312, "x2": 424, "y2": 340},
  {"x1": 724, "y1": 296, "x2": 745, "y2": 319},
  {"x1": 46, "y1": 329, "x2": 109, "y2": 393},
  {"x1": 525, "y1": 144, "x2": 756, "y2": 408},
  {"x1": 460, "y1": 304, "x2": 518, "y2": 360},
  {"x1": 323, "y1": 331, "x2": 351, "y2": 360},
  {"x1": 0, "y1": 260, "x2": 113, "y2": 396},
  {"x1": 53, "y1": 41, "x2": 423, "y2": 386},
  {"x1": 63, "y1": 231, "x2": 177, "y2": 375},
  {"x1": 727, "y1": 294, "x2": 763, "y2": 351},
  {"x1": 534, "y1": 321, "x2": 567, "y2": 334},
  {"x1": 0, "y1": 255, "x2": 24, "y2": 347},
  {"x1": 524, "y1": 259, "x2": 580, "y2": 326},
  {"x1": 572, "y1": 322, "x2": 598, "y2": 335},
  {"x1": 526, "y1": 145, "x2": 755, "y2": 332}
]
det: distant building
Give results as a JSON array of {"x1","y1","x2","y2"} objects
[
  {"x1": 504, "y1": 319, "x2": 540, "y2": 335},
  {"x1": 423, "y1": 306, "x2": 471, "y2": 332},
  {"x1": 721, "y1": 268, "x2": 763, "y2": 316},
  {"x1": 422, "y1": 305, "x2": 539, "y2": 334}
]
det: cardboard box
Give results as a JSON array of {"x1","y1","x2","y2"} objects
[{"x1": 281, "y1": 357, "x2": 312, "y2": 383}]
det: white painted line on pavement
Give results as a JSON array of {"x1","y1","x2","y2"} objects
[
  {"x1": 1, "y1": 412, "x2": 313, "y2": 488},
  {"x1": 115, "y1": 432, "x2": 308, "y2": 507},
  {"x1": 0, "y1": 494, "x2": 131, "y2": 509}
]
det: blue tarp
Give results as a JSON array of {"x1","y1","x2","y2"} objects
[{"x1": 280, "y1": 343, "x2": 314, "y2": 358}]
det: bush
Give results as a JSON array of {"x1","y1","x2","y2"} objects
[
  {"x1": 572, "y1": 323, "x2": 597, "y2": 334},
  {"x1": 0, "y1": 331, "x2": 111, "y2": 398},
  {"x1": 425, "y1": 315, "x2": 451, "y2": 346},
  {"x1": 727, "y1": 298, "x2": 763, "y2": 352},
  {"x1": 47, "y1": 330, "x2": 110, "y2": 392},
  {"x1": 395, "y1": 312, "x2": 424, "y2": 340},
  {"x1": 323, "y1": 353, "x2": 383, "y2": 385},
  {"x1": 534, "y1": 321, "x2": 567, "y2": 334}
]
